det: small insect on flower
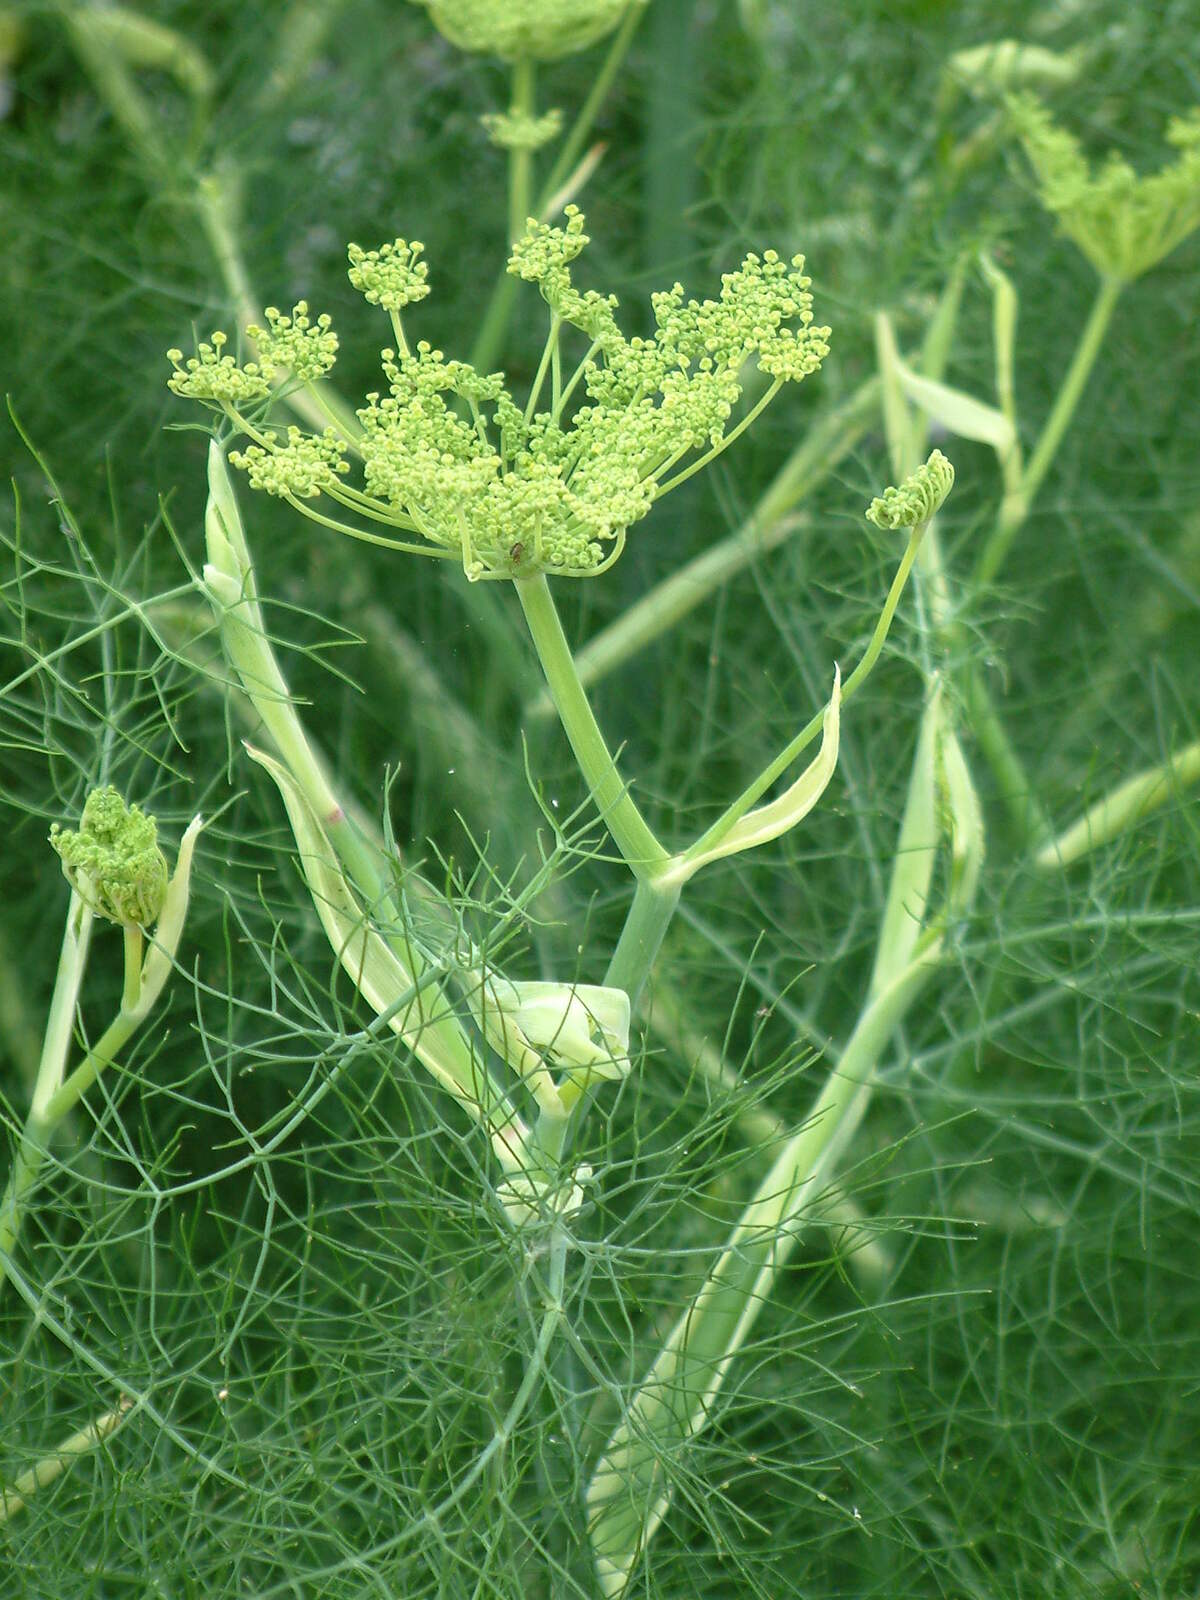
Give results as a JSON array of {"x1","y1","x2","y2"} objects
[{"x1": 509, "y1": 542, "x2": 525, "y2": 566}]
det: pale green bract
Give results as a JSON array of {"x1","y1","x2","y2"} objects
[
  {"x1": 409, "y1": 0, "x2": 638, "y2": 62},
  {"x1": 1008, "y1": 93, "x2": 1200, "y2": 282},
  {"x1": 49, "y1": 787, "x2": 169, "y2": 928},
  {"x1": 166, "y1": 206, "x2": 831, "y2": 579}
]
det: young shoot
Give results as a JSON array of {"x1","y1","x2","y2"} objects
[{"x1": 1, "y1": 791, "x2": 202, "y2": 1297}]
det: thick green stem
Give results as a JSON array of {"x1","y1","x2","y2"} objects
[
  {"x1": 586, "y1": 945, "x2": 941, "y2": 1596},
  {"x1": 43, "y1": 1006, "x2": 138, "y2": 1128},
  {"x1": 963, "y1": 661, "x2": 1053, "y2": 846},
  {"x1": 975, "y1": 274, "x2": 1123, "y2": 587},
  {"x1": 0, "y1": 1397, "x2": 132, "y2": 1522},
  {"x1": 29, "y1": 899, "x2": 92, "y2": 1124},
  {"x1": 121, "y1": 925, "x2": 143, "y2": 1013},
  {"x1": 603, "y1": 875, "x2": 681, "y2": 1008},
  {"x1": 515, "y1": 575, "x2": 669, "y2": 878},
  {"x1": 0, "y1": 1114, "x2": 54, "y2": 1294}
]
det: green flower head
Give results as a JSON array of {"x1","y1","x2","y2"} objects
[
  {"x1": 347, "y1": 239, "x2": 430, "y2": 311},
  {"x1": 481, "y1": 107, "x2": 564, "y2": 152},
  {"x1": 409, "y1": 0, "x2": 638, "y2": 62},
  {"x1": 168, "y1": 209, "x2": 829, "y2": 581},
  {"x1": 50, "y1": 787, "x2": 169, "y2": 927},
  {"x1": 166, "y1": 332, "x2": 268, "y2": 406},
  {"x1": 866, "y1": 450, "x2": 955, "y2": 530},
  {"x1": 246, "y1": 302, "x2": 338, "y2": 381},
  {"x1": 1008, "y1": 93, "x2": 1200, "y2": 282}
]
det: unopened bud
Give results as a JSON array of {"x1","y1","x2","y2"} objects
[{"x1": 50, "y1": 788, "x2": 169, "y2": 928}]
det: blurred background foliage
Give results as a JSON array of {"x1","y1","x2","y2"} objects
[{"x1": 1, "y1": 1, "x2": 1198, "y2": 1595}]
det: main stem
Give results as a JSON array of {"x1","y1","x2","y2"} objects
[
  {"x1": 603, "y1": 876, "x2": 680, "y2": 1008},
  {"x1": 515, "y1": 575, "x2": 669, "y2": 880},
  {"x1": 518, "y1": 576, "x2": 681, "y2": 1170}
]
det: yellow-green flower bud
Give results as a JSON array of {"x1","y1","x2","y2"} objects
[
  {"x1": 866, "y1": 449, "x2": 955, "y2": 530},
  {"x1": 1008, "y1": 93, "x2": 1200, "y2": 282},
  {"x1": 50, "y1": 787, "x2": 169, "y2": 927},
  {"x1": 410, "y1": 0, "x2": 638, "y2": 62}
]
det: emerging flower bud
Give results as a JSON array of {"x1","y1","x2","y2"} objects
[
  {"x1": 481, "y1": 106, "x2": 565, "y2": 151},
  {"x1": 50, "y1": 788, "x2": 169, "y2": 928},
  {"x1": 949, "y1": 40, "x2": 1083, "y2": 100},
  {"x1": 866, "y1": 450, "x2": 955, "y2": 530}
]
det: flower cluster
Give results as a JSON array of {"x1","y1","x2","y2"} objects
[
  {"x1": 247, "y1": 302, "x2": 338, "y2": 380},
  {"x1": 409, "y1": 0, "x2": 636, "y2": 62},
  {"x1": 167, "y1": 208, "x2": 829, "y2": 579},
  {"x1": 230, "y1": 426, "x2": 350, "y2": 499},
  {"x1": 347, "y1": 239, "x2": 430, "y2": 311},
  {"x1": 1008, "y1": 93, "x2": 1200, "y2": 281},
  {"x1": 866, "y1": 450, "x2": 955, "y2": 530},
  {"x1": 481, "y1": 106, "x2": 564, "y2": 151},
  {"x1": 50, "y1": 787, "x2": 169, "y2": 927},
  {"x1": 167, "y1": 332, "x2": 268, "y2": 406}
]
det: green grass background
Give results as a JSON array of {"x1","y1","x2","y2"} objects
[{"x1": 1, "y1": 1, "x2": 1198, "y2": 1595}]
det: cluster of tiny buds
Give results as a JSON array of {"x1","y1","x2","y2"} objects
[
  {"x1": 49, "y1": 786, "x2": 168, "y2": 927},
  {"x1": 347, "y1": 239, "x2": 431, "y2": 310},
  {"x1": 167, "y1": 208, "x2": 840, "y2": 579},
  {"x1": 167, "y1": 332, "x2": 268, "y2": 406},
  {"x1": 866, "y1": 450, "x2": 955, "y2": 530},
  {"x1": 247, "y1": 302, "x2": 338, "y2": 381},
  {"x1": 229, "y1": 427, "x2": 350, "y2": 499},
  {"x1": 481, "y1": 107, "x2": 564, "y2": 151},
  {"x1": 1009, "y1": 92, "x2": 1200, "y2": 281}
]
